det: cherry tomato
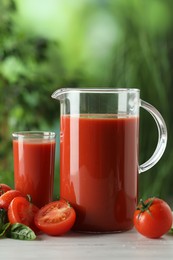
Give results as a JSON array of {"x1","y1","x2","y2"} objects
[
  {"x1": 134, "y1": 197, "x2": 173, "y2": 238},
  {"x1": 34, "y1": 199, "x2": 76, "y2": 236},
  {"x1": 0, "y1": 190, "x2": 23, "y2": 210},
  {"x1": 8, "y1": 196, "x2": 39, "y2": 232},
  {"x1": 0, "y1": 184, "x2": 12, "y2": 196}
]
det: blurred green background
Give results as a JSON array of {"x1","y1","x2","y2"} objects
[{"x1": 0, "y1": 0, "x2": 173, "y2": 204}]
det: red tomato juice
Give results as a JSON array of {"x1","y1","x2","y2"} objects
[
  {"x1": 13, "y1": 139, "x2": 56, "y2": 208},
  {"x1": 60, "y1": 115, "x2": 139, "y2": 232}
]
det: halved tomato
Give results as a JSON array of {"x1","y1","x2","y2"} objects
[
  {"x1": 34, "y1": 199, "x2": 76, "y2": 236},
  {"x1": 8, "y1": 196, "x2": 39, "y2": 232}
]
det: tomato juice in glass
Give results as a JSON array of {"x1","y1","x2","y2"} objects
[
  {"x1": 12, "y1": 132, "x2": 56, "y2": 208},
  {"x1": 60, "y1": 114, "x2": 139, "y2": 232}
]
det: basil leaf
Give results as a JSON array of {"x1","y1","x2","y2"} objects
[
  {"x1": 0, "y1": 209, "x2": 9, "y2": 237},
  {"x1": 6, "y1": 223, "x2": 36, "y2": 240},
  {"x1": 0, "y1": 209, "x2": 8, "y2": 229},
  {"x1": 0, "y1": 223, "x2": 11, "y2": 237}
]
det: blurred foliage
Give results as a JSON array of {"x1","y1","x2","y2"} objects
[
  {"x1": 0, "y1": 0, "x2": 173, "y2": 203},
  {"x1": 0, "y1": 0, "x2": 64, "y2": 191}
]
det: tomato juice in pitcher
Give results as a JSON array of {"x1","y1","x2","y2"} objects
[{"x1": 60, "y1": 114, "x2": 139, "y2": 232}]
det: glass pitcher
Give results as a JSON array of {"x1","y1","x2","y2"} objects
[{"x1": 52, "y1": 88, "x2": 167, "y2": 233}]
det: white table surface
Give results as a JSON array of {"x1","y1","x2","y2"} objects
[{"x1": 0, "y1": 228, "x2": 172, "y2": 260}]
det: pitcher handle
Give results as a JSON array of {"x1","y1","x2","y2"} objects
[{"x1": 139, "y1": 99, "x2": 167, "y2": 173}]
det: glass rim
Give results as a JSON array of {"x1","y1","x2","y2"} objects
[{"x1": 12, "y1": 131, "x2": 56, "y2": 139}]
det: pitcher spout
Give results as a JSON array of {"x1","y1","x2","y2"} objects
[{"x1": 51, "y1": 88, "x2": 71, "y2": 100}]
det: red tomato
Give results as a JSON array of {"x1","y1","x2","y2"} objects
[
  {"x1": 134, "y1": 197, "x2": 173, "y2": 238},
  {"x1": 8, "y1": 197, "x2": 39, "y2": 232},
  {"x1": 0, "y1": 190, "x2": 23, "y2": 210},
  {"x1": 0, "y1": 184, "x2": 12, "y2": 196},
  {"x1": 34, "y1": 199, "x2": 76, "y2": 236}
]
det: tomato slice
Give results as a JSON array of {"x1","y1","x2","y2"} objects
[
  {"x1": 0, "y1": 184, "x2": 12, "y2": 196},
  {"x1": 8, "y1": 196, "x2": 39, "y2": 232},
  {"x1": 34, "y1": 199, "x2": 76, "y2": 236},
  {"x1": 0, "y1": 190, "x2": 23, "y2": 210}
]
